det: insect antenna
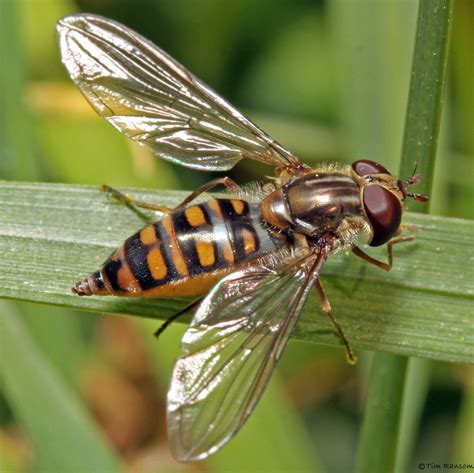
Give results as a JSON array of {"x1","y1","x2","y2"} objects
[
  {"x1": 407, "y1": 192, "x2": 430, "y2": 203},
  {"x1": 399, "y1": 168, "x2": 430, "y2": 203},
  {"x1": 154, "y1": 297, "x2": 204, "y2": 338}
]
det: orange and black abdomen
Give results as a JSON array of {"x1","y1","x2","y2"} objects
[{"x1": 73, "y1": 198, "x2": 287, "y2": 298}]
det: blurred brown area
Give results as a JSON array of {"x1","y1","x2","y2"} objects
[{"x1": 80, "y1": 317, "x2": 164, "y2": 454}]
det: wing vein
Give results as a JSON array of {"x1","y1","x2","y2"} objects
[{"x1": 58, "y1": 14, "x2": 303, "y2": 171}]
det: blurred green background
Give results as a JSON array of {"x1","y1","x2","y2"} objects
[{"x1": 0, "y1": 0, "x2": 472, "y2": 472}]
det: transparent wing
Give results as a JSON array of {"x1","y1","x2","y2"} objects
[
  {"x1": 57, "y1": 14, "x2": 303, "y2": 171},
  {"x1": 167, "y1": 250, "x2": 326, "y2": 462}
]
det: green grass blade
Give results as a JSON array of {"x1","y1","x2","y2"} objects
[
  {"x1": 399, "y1": 0, "x2": 454, "y2": 202},
  {"x1": 356, "y1": 1, "x2": 454, "y2": 473},
  {"x1": 395, "y1": 358, "x2": 432, "y2": 472},
  {"x1": 453, "y1": 369, "x2": 474, "y2": 464},
  {"x1": 0, "y1": 301, "x2": 122, "y2": 472},
  {"x1": 356, "y1": 354, "x2": 409, "y2": 472},
  {"x1": 0, "y1": 1, "x2": 38, "y2": 180},
  {"x1": 0, "y1": 182, "x2": 472, "y2": 364}
]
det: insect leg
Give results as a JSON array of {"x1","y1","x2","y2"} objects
[
  {"x1": 100, "y1": 185, "x2": 172, "y2": 212},
  {"x1": 314, "y1": 278, "x2": 357, "y2": 365},
  {"x1": 175, "y1": 177, "x2": 241, "y2": 209},
  {"x1": 102, "y1": 177, "x2": 241, "y2": 214},
  {"x1": 352, "y1": 235, "x2": 415, "y2": 272},
  {"x1": 154, "y1": 297, "x2": 204, "y2": 338}
]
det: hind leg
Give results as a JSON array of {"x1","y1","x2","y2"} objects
[
  {"x1": 101, "y1": 177, "x2": 241, "y2": 214},
  {"x1": 314, "y1": 278, "x2": 357, "y2": 365},
  {"x1": 100, "y1": 185, "x2": 172, "y2": 212},
  {"x1": 174, "y1": 177, "x2": 241, "y2": 209}
]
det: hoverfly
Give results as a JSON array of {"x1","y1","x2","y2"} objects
[{"x1": 57, "y1": 14, "x2": 428, "y2": 462}]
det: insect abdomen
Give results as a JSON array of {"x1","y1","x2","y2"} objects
[{"x1": 73, "y1": 198, "x2": 286, "y2": 298}]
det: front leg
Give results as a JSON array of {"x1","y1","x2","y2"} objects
[{"x1": 352, "y1": 226, "x2": 416, "y2": 271}]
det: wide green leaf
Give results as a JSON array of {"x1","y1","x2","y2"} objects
[{"x1": 0, "y1": 182, "x2": 472, "y2": 364}]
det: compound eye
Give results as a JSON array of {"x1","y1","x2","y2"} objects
[
  {"x1": 363, "y1": 185, "x2": 402, "y2": 246},
  {"x1": 352, "y1": 160, "x2": 391, "y2": 176}
]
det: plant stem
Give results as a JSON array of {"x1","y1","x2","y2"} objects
[
  {"x1": 355, "y1": 1, "x2": 453, "y2": 472},
  {"x1": 399, "y1": 0, "x2": 454, "y2": 205}
]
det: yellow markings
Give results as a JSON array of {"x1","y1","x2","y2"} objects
[
  {"x1": 207, "y1": 199, "x2": 223, "y2": 217},
  {"x1": 196, "y1": 241, "x2": 216, "y2": 267},
  {"x1": 207, "y1": 199, "x2": 234, "y2": 263},
  {"x1": 140, "y1": 225, "x2": 157, "y2": 245},
  {"x1": 231, "y1": 199, "x2": 245, "y2": 214},
  {"x1": 147, "y1": 247, "x2": 168, "y2": 280},
  {"x1": 162, "y1": 215, "x2": 189, "y2": 276},
  {"x1": 117, "y1": 263, "x2": 140, "y2": 292},
  {"x1": 113, "y1": 246, "x2": 125, "y2": 261},
  {"x1": 242, "y1": 228, "x2": 256, "y2": 255},
  {"x1": 185, "y1": 206, "x2": 207, "y2": 227},
  {"x1": 140, "y1": 268, "x2": 233, "y2": 297}
]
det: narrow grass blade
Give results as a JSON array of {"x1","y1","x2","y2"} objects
[
  {"x1": 0, "y1": 301, "x2": 122, "y2": 472},
  {"x1": 356, "y1": 354, "x2": 409, "y2": 472},
  {"x1": 453, "y1": 367, "x2": 474, "y2": 464},
  {"x1": 399, "y1": 0, "x2": 454, "y2": 204},
  {"x1": 356, "y1": 1, "x2": 455, "y2": 473},
  {"x1": 0, "y1": 0, "x2": 38, "y2": 180},
  {"x1": 395, "y1": 358, "x2": 432, "y2": 472}
]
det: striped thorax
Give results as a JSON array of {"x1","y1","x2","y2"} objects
[{"x1": 261, "y1": 166, "x2": 368, "y2": 247}]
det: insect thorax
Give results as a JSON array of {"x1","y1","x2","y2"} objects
[{"x1": 261, "y1": 168, "x2": 370, "y2": 248}]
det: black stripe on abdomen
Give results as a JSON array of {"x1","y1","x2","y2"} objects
[
  {"x1": 124, "y1": 226, "x2": 179, "y2": 290},
  {"x1": 171, "y1": 199, "x2": 271, "y2": 273},
  {"x1": 103, "y1": 257, "x2": 123, "y2": 292},
  {"x1": 101, "y1": 224, "x2": 180, "y2": 292},
  {"x1": 171, "y1": 204, "x2": 224, "y2": 275},
  {"x1": 215, "y1": 199, "x2": 261, "y2": 262}
]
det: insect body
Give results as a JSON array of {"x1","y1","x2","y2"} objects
[
  {"x1": 73, "y1": 198, "x2": 288, "y2": 298},
  {"x1": 58, "y1": 14, "x2": 428, "y2": 462}
]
